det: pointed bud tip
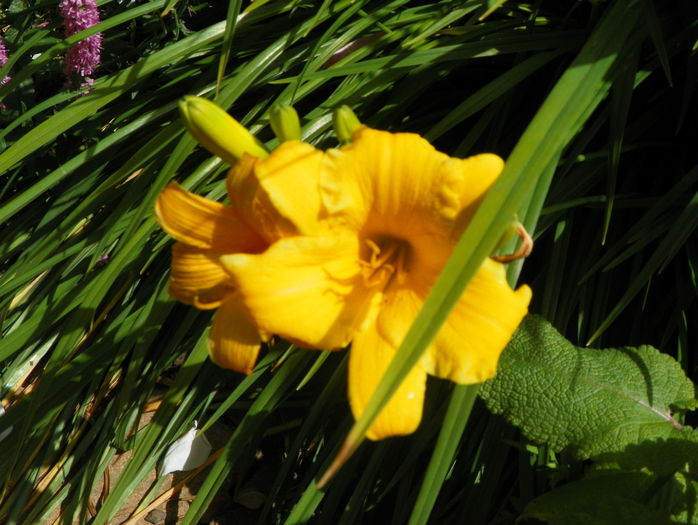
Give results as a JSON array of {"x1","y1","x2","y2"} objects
[
  {"x1": 269, "y1": 104, "x2": 301, "y2": 142},
  {"x1": 333, "y1": 106, "x2": 361, "y2": 144}
]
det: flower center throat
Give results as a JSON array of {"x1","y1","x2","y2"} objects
[{"x1": 360, "y1": 236, "x2": 410, "y2": 289}]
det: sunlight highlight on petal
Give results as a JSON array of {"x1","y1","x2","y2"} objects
[
  {"x1": 452, "y1": 153, "x2": 505, "y2": 235},
  {"x1": 226, "y1": 142, "x2": 329, "y2": 241},
  {"x1": 253, "y1": 141, "x2": 329, "y2": 236},
  {"x1": 323, "y1": 128, "x2": 464, "y2": 229}
]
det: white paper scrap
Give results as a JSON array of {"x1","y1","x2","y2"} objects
[{"x1": 159, "y1": 420, "x2": 212, "y2": 476}]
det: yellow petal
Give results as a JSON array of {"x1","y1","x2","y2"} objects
[
  {"x1": 208, "y1": 299, "x2": 265, "y2": 375},
  {"x1": 322, "y1": 127, "x2": 475, "y2": 285},
  {"x1": 220, "y1": 235, "x2": 367, "y2": 350},
  {"x1": 155, "y1": 182, "x2": 266, "y2": 253},
  {"x1": 375, "y1": 286, "x2": 424, "y2": 347},
  {"x1": 349, "y1": 301, "x2": 427, "y2": 440},
  {"x1": 422, "y1": 258, "x2": 531, "y2": 384},
  {"x1": 451, "y1": 153, "x2": 504, "y2": 237},
  {"x1": 255, "y1": 141, "x2": 329, "y2": 236},
  {"x1": 168, "y1": 242, "x2": 232, "y2": 309},
  {"x1": 227, "y1": 142, "x2": 329, "y2": 240},
  {"x1": 322, "y1": 127, "x2": 462, "y2": 233}
]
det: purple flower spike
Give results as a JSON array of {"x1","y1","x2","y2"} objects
[
  {"x1": 59, "y1": 0, "x2": 102, "y2": 87},
  {"x1": 0, "y1": 37, "x2": 10, "y2": 109},
  {"x1": 0, "y1": 37, "x2": 10, "y2": 87}
]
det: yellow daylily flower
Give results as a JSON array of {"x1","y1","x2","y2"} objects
[
  {"x1": 218, "y1": 127, "x2": 532, "y2": 440},
  {"x1": 155, "y1": 98, "x2": 531, "y2": 440}
]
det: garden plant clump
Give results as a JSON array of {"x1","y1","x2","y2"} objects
[{"x1": 0, "y1": 1, "x2": 696, "y2": 524}]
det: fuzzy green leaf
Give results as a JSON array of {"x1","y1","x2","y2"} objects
[{"x1": 480, "y1": 315, "x2": 696, "y2": 458}]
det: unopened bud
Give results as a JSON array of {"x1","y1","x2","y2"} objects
[
  {"x1": 269, "y1": 104, "x2": 301, "y2": 142},
  {"x1": 179, "y1": 96, "x2": 268, "y2": 164},
  {"x1": 332, "y1": 106, "x2": 361, "y2": 144}
]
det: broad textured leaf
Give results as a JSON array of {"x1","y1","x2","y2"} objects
[{"x1": 480, "y1": 315, "x2": 696, "y2": 458}]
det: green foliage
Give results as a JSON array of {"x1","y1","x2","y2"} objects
[
  {"x1": 599, "y1": 428, "x2": 698, "y2": 476},
  {"x1": 0, "y1": 0, "x2": 696, "y2": 523},
  {"x1": 521, "y1": 470, "x2": 693, "y2": 525},
  {"x1": 483, "y1": 316, "x2": 698, "y2": 524},
  {"x1": 522, "y1": 433, "x2": 698, "y2": 524},
  {"x1": 481, "y1": 315, "x2": 696, "y2": 458}
]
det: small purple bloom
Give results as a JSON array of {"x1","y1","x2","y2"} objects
[{"x1": 59, "y1": 0, "x2": 102, "y2": 87}]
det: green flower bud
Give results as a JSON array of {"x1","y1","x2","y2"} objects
[
  {"x1": 333, "y1": 106, "x2": 361, "y2": 144},
  {"x1": 179, "y1": 96, "x2": 268, "y2": 164},
  {"x1": 269, "y1": 104, "x2": 301, "y2": 142}
]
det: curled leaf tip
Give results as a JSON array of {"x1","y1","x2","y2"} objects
[{"x1": 492, "y1": 222, "x2": 533, "y2": 263}]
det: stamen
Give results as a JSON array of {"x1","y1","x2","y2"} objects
[
  {"x1": 365, "y1": 239, "x2": 381, "y2": 264},
  {"x1": 360, "y1": 237, "x2": 409, "y2": 288},
  {"x1": 372, "y1": 242, "x2": 400, "y2": 268}
]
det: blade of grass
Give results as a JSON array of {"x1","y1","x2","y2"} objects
[
  {"x1": 424, "y1": 50, "x2": 563, "y2": 142},
  {"x1": 280, "y1": 30, "x2": 583, "y2": 83},
  {"x1": 215, "y1": 0, "x2": 242, "y2": 97},
  {"x1": 587, "y1": 185, "x2": 698, "y2": 344},
  {"x1": 89, "y1": 331, "x2": 210, "y2": 524},
  {"x1": 407, "y1": 384, "x2": 480, "y2": 525},
  {"x1": 179, "y1": 350, "x2": 313, "y2": 525},
  {"x1": 161, "y1": 0, "x2": 181, "y2": 17},
  {"x1": 258, "y1": 355, "x2": 347, "y2": 524},
  {"x1": 641, "y1": 0, "x2": 672, "y2": 87},
  {"x1": 603, "y1": 42, "x2": 639, "y2": 244}
]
